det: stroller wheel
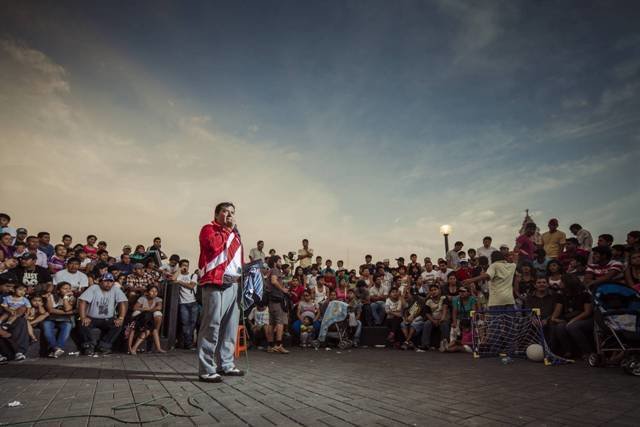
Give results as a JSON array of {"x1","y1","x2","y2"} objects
[
  {"x1": 587, "y1": 353, "x2": 602, "y2": 368},
  {"x1": 623, "y1": 358, "x2": 640, "y2": 376}
]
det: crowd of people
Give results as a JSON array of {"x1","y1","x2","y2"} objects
[{"x1": 1, "y1": 211, "x2": 639, "y2": 366}]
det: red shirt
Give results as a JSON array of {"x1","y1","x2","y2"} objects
[
  {"x1": 557, "y1": 249, "x2": 590, "y2": 269},
  {"x1": 516, "y1": 235, "x2": 536, "y2": 261}
]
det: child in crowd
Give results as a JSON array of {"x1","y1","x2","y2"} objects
[
  {"x1": 248, "y1": 302, "x2": 270, "y2": 348},
  {"x1": 384, "y1": 287, "x2": 404, "y2": 346},
  {"x1": 1, "y1": 284, "x2": 31, "y2": 331},
  {"x1": 27, "y1": 294, "x2": 49, "y2": 342},
  {"x1": 300, "y1": 316, "x2": 314, "y2": 348},
  {"x1": 48, "y1": 244, "x2": 67, "y2": 274}
]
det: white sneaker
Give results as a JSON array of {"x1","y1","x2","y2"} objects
[
  {"x1": 199, "y1": 373, "x2": 223, "y2": 383},
  {"x1": 0, "y1": 355, "x2": 7, "y2": 364},
  {"x1": 54, "y1": 348, "x2": 65, "y2": 358},
  {"x1": 14, "y1": 353, "x2": 26, "y2": 361},
  {"x1": 439, "y1": 340, "x2": 447, "y2": 353}
]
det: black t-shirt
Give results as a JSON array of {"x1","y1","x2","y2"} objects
[
  {"x1": 408, "y1": 263, "x2": 423, "y2": 279},
  {"x1": 525, "y1": 293, "x2": 559, "y2": 320},
  {"x1": 15, "y1": 266, "x2": 51, "y2": 287},
  {"x1": 0, "y1": 269, "x2": 19, "y2": 285},
  {"x1": 560, "y1": 291, "x2": 592, "y2": 320}
]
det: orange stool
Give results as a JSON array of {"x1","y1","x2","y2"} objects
[{"x1": 234, "y1": 325, "x2": 248, "y2": 358}]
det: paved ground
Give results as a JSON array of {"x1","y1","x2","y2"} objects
[{"x1": 0, "y1": 348, "x2": 639, "y2": 427}]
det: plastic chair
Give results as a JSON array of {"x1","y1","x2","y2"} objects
[{"x1": 234, "y1": 325, "x2": 248, "y2": 358}]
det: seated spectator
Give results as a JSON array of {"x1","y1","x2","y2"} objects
[
  {"x1": 400, "y1": 291, "x2": 426, "y2": 350},
  {"x1": 293, "y1": 290, "x2": 320, "y2": 338},
  {"x1": 130, "y1": 245, "x2": 147, "y2": 263},
  {"x1": 1, "y1": 284, "x2": 31, "y2": 332},
  {"x1": 546, "y1": 260, "x2": 563, "y2": 292},
  {"x1": 625, "y1": 250, "x2": 640, "y2": 291},
  {"x1": 87, "y1": 249, "x2": 110, "y2": 275},
  {"x1": 48, "y1": 244, "x2": 67, "y2": 274},
  {"x1": 454, "y1": 258, "x2": 473, "y2": 281},
  {"x1": 0, "y1": 257, "x2": 19, "y2": 285},
  {"x1": 159, "y1": 254, "x2": 180, "y2": 281},
  {"x1": 515, "y1": 262, "x2": 536, "y2": 307},
  {"x1": 61, "y1": 234, "x2": 73, "y2": 251},
  {"x1": 126, "y1": 263, "x2": 153, "y2": 295},
  {"x1": 288, "y1": 277, "x2": 306, "y2": 305},
  {"x1": 114, "y1": 253, "x2": 134, "y2": 275},
  {"x1": 442, "y1": 272, "x2": 460, "y2": 301},
  {"x1": 175, "y1": 259, "x2": 198, "y2": 349},
  {"x1": 312, "y1": 276, "x2": 328, "y2": 305},
  {"x1": 16, "y1": 252, "x2": 51, "y2": 294},
  {"x1": 26, "y1": 235, "x2": 48, "y2": 269},
  {"x1": 369, "y1": 275, "x2": 389, "y2": 326},
  {"x1": 83, "y1": 235, "x2": 98, "y2": 260},
  {"x1": 525, "y1": 277, "x2": 559, "y2": 336},
  {"x1": 43, "y1": 282, "x2": 76, "y2": 358},
  {"x1": 569, "y1": 223, "x2": 593, "y2": 251},
  {"x1": 129, "y1": 285, "x2": 165, "y2": 354},
  {"x1": 586, "y1": 246, "x2": 624, "y2": 289},
  {"x1": 144, "y1": 258, "x2": 162, "y2": 285},
  {"x1": 0, "y1": 283, "x2": 29, "y2": 361},
  {"x1": 77, "y1": 273, "x2": 128, "y2": 355},
  {"x1": 384, "y1": 287, "x2": 404, "y2": 346},
  {"x1": 75, "y1": 249, "x2": 91, "y2": 272},
  {"x1": 247, "y1": 301, "x2": 269, "y2": 349},
  {"x1": 447, "y1": 286, "x2": 477, "y2": 352},
  {"x1": 420, "y1": 284, "x2": 450, "y2": 351},
  {"x1": 27, "y1": 293, "x2": 48, "y2": 342},
  {"x1": 532, "y1": 248, "x2": 549, "y2": 278},
  {"x1": 550, "y1": 274, "x2": 593, "y2": 358},
  {"x1": 434, "y1": 259, "x2": 452, "y2": 287},
  {"x1": 293, "y1": 266, "x2": 307, "y2": 289},
  {"x1": 299, "y1": 316, "x2": 315, "y2": 347},
  {"x1": 558, "y1": 238, "x2": 589, "y2": 270},
  {"x1": 53, "y1": 257, "x2": 89, "y2": 293},
  {"x1": 11, "y1": 241, "x2": 28, "y2": 259},
  {"x1": 38, "y1": 232, "x2": 54, "y2": 258},
  {"x1": 0, "y1": 232, "x2": 13, "y2": 259},
  {"x1": 335, "y1": 279, "x2": 349, "y2": 301},
  {"x1": 611, "y1": 244, "x2": 626, "y2": 265}
]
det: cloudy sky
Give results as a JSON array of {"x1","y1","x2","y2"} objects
[{"x1": 1, "y1": 1, "x2": 639, "y2": 266}]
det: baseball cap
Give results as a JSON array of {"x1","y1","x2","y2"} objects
[
  {"x1": 16, "y1": 228, "x2": 28, "y2": 234},
  {"x1": 459, "y1": 257, "x2": 469, "y2": 264},
  {"x1": 395, "y1": 257, "x2": 405, "y2": 262},
  {"x1": 499, "y1": 244, "x2": 509, "y2": 250},
  {"x1": 101, "y1": 273, "x2": 115, "y2": 282},
  {"x1": 20, "y1": 252, "x2": 37, "y2": 261},
  {"x1": 122, "y1": 244, "x2": 132, "y2": 250}
]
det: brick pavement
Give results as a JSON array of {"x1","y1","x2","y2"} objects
[{"x1": 0, "y1": 348, "x2": 639, "y2": 426}]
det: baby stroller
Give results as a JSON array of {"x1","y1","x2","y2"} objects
[
  {"x1": 314, "y1": 300, "x2": 353, "y2": 350},
  {"x1": 588, "y1": 283, "x2": 640, "y2": 376}
]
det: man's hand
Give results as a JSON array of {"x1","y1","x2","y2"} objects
[
  {"x1": 81, "y1": 317, "x2": 91, "y2": 327},
  {"x1": 114, "y1": 318, "x2": 123, "y2": 328}
]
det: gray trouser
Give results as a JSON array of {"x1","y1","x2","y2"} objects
[{"x1": 198, "y1": 284, "x2": 239, "y2": 375}]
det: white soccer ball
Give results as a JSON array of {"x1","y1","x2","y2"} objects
[{"x1": 526, "y1": 344, "x2": 545, "y2": 362}]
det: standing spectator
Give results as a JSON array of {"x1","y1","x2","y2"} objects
[
  {"x1": 542, "y1": 219, "x2": 566, "y2": 259},
  {"x1": 0, "y1": 214, "x2": 16, "y2": 243},
  {"x1": 447, "y1": 241, "x2": 464, "y2": 269},
  {"x1": 477, "y1": 236, "x2": 497, "y2": 261},
  {"x1": 0, "y1": 233, "x2": 14, "y2": 259},
  {"x1": 360, "y1": 255, "x2": 375, "y2": 275},
  {"x1": 515, "y1": 223, "x2": 537, "y2": 262},
  {"x1": 16, "y1": 253, "x2": 51, "y2": 294},
  {"x1": 53, "y1": 257, "x2": 89, "y2": 292},
  {"x1": 42, "y1": 281, "x2": 76, "y2": 358},
  {"x1": 147, "y1": 237, "x2": 167, "y2": 260},
  {"x1": 175, "y1": 260, "x2": 198, "y2": 349},
  {"x1": 249, "y1": 240, "x2": 266, "y2": 263},
  {"x1": 265, "y1": 256, "x2": 290, "y2": 354},
  {"x1": 84, "y1": 235, "x2": 98, "y2": 260},
  {"x1": 26, "y1": 236, "x2": 48, "y2": 268},
  {"x1": 38, "y1": 232, "x2": 54, "y2": 258},
  {"x1": 312, "y1": 275, "x2": 328, "y2": 304},
  {"x1": 569, "y1": 224, "x2": 593, "y2": 251},
  {"x1": 407, "y1": 254, "x2": 422, "y2": 281},
  {"x1": 77, "y1": 273, "x2": 128, "y2": 355},
  {"x1": 48, "y1": 244, "x2": 67, "y2": 274},
  {"x1": 297, "y1": 239, "x2": 314, "y2": 271}
]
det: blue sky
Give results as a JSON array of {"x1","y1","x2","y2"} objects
[{"x1": 1, "y1": 0, "x2": 639, "y2": 265}]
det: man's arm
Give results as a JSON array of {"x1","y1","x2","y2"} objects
[
  {"x1": 114, "y1": 302, "x2": 127, "y2": 327},
  {"x1": 78, "y1": 300, "x2": 91, "y2": 326},
  {"x1": 271, "y1": 275, "x2": 288, "y2": 293}
]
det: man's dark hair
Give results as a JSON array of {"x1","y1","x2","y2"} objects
[
  {"x1": 153, "y1": 237, "x2": 161, "y2": 242},
  {"x1": 483, "y1": 236, "x2": 492, "y2": 241},
  {"x1": 214, "y1": 202, "x2": 235, "y2": 215},
  {"x1": 454, "y1": 241, "x2": 463, "y2": 246},
  {"x1": 266, "y1": 255, "x2": 281, "y2": 269},
  {"x1": 179, "y1": 259, "x2": 189, "y2": 266},
  {"x1": 592, "y1": 246, "x2": 612, "y2": 259},
  {"x1": 535, "y1": 248, "x2": 546, "y2": 257},
  {"x1": 569, "y1": 223, "x2": 581, "y2": 231},
  {"x1": 62, "y1": 234, "x2": 72, "y2": 240},
  {"x1": 598, "y1": 234, "x2": 614, "y2": 244},
  {"x1": 302, "y1": 239, "x2": 308, "y2": 243},
  {"x1": 257, "y1": 240, "x2": 264, "y2": 245},
  {"x1": 37, "y1": 232, "x2": 50, "y2": 239},
  {"x1": 14, "y1": 241, "x2": 25, "y2": 247},
  {"x1": 67, "y1": 257, "x2": 80, "y2": 265},
  {"x1": 98, "y1": 241, "x2": 107, "y2": 246},
  {"x1": 169, "y1": 254, "x2": 180, "y2": 262},
  {"x1": 54, "y1": 243, "x2": 65, "y2": 251},
  {"x1": 26, "y1": 235, "x2": 37, "y2": 241},
  {"x1": 629, "y1": 230, "x2": 640, "y2": 240},
  {"x1": 97, "y1": 249, "x2": 108, "y2": 256},
  {"x1": 0, "y1": 232, "x2": 10, "y2": 239},
  {"x1": 612, "y1": 244, "x2": 626, "y2": 252},
  {"x1": 365, "y1": 254, "x2": 372, "y2": 259},
  {"x1": 0, "y1": 213, "x2": 10, "y2": 221},
  {"x1": 491, "y1": 251, "x2": 505, "y2": 263},
  {"x1": 566, "y1": 238, "x2": 579, "y2": 245},
  {"x1": 87, "y1": 234, "x2": 97, "y2": 240},
  {"x1": 477, "y1": 255, "x2": 489, "y2": 267},
  {"x1": 14, "y1": 283, "x2": 27, "y2": 290},
  {"x1": 120, "y1": 253, "x2": 129, "y2": 260}
]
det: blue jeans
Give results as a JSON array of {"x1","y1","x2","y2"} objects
[
  {"x1": 421, "y1": 319, "x2": 451, "y2": 347},
  {"x1": 370, "y1": 301, "x2": 386, "y2": 325},
  {"x1": 179, "y1": 302, "x2": 199, "y2": 348},
  {"x1": 42, "y1": 320, "x2": 73, "y2": 351}
]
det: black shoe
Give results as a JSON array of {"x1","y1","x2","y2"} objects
[
  {"x1": 97, "y1": 348, "x2": 112, "y2": 355},
  {"x1": 83, "y1": 347, "x2": 95, "y2": 356},
  {"x1": 221, "y1": 367, "x2": 245, "y2": 376},
  {"x1": 199, "y1": 373, "x2": 223, "y2": 383}
]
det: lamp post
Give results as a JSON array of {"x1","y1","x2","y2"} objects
[{"x1": 440, "y1": 224, "x2": 452, "y2": 257}]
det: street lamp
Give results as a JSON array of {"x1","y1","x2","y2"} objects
[{"x1": 440, "y1": 224, "x2": 452, "y2": 256}]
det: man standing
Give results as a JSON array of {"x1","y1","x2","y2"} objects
[
  {"x1": 38, "y1": 232, "x2": 54, "y2": 258},
  {"x1": 477, "y1": 236, "x2": 497, "y2": 260},
  {"x1": 515, "y1": 223, "x2": 537, "y2": 262},
  {"x1": 542, "y1": 219, "x2": 566, "y2": 259},
  {"x1": 447, "y1": 242, "x2": 464, "y2": 269},
  {"x1": 297, "y1": 239, "x2": 313, "y2": 271},
  {"x1": 249, "y1": 240, "x2": 266, "y2": 263},
  {"x1": 569, "y1": 224, "x2": 593, "y2": 252},
  {"x1": 265, "y1": 255, "x2": 290, "y2": 354},
  {"x1": 197, "y1": 202, "x2": 245, "y2": 382},
  {"x1": 175, "y1": 259, "x2": 198, "y2": 349}
]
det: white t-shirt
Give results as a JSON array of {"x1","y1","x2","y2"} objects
[
  {"x1": 435, "y1": 269, "x2": 453, "y2": 285},
  {"x1": 176, "y1": 273, "x2": 197, "y2": 304},
  {"x1": 54, "y1": 269, "x2": 89, "y2": 290},
  {"x1": 248, "y1": 307, "x2": 269, "y2": 326},
  {"x1": 477, "y1": 246, "x2": 498, "y2": 261},
  {"x1": 420, "y1": 270, "x2": 438, "y2": 285},
  {"x1": 385, "y1": 298, "x2": 403, "y2": 314}
]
